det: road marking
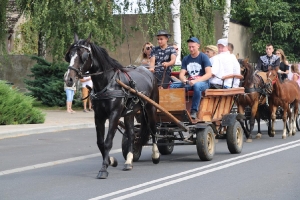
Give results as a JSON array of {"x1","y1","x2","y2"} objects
[
  {"x1": 88, "y1": 139, "x2": 300, "y2": 200},
  {"x1": 111, "y1": 143, "x2": 300, "y2": 200},
  {"x1": 0, "y1": 149, "x2": 121, "y2": 176}
]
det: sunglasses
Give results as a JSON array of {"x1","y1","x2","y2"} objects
[
  {"x1": 145, "y1": 46, "x2": 153, "y2": 50},
  {"x1": 175, "y1": 48, "x2": 178, "y2": 50}
]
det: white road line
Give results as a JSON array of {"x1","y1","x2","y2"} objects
[
  {"x1": 88, "y1": 139, "x2": 300, "y2": 200},
  {"x1": 0, "y1": 149, "x2": 121, "y2": 176}
]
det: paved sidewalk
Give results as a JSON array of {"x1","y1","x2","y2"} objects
[{"x1": 0, "y1": 110, "x2": 106, "y2": 140}]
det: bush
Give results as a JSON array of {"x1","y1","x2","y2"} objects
[
  {"x1": 0, "y1": 81, "x2": 45, "y2": 125},
  {"x1": 25, "y1": 56, "x2": 70, "y2": 107}
]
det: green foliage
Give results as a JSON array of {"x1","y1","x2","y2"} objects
[
  {"x1": 0, "y1": 0, "x2": 8, "y2": 41},
  {"x1": 231, "y1": 0, "x2": 300, "y2": 61},
  {"x1": 11, "y1": 20, "x2": 38, "y2": 55},
  {"x1": 135, "y1": 0, "x2": 224, "y2": 56},
  {"x1": 0, "y1": 81, "x2": 45, "y2": 125},
  {"x1": 25, "y1": 56, "x2": 68, "y2": 106},
  {"x1": 16, "y1": 0, "x2": 124, "y2": 61}
]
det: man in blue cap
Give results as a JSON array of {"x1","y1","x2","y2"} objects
[{"x1": 170, "y1": 37, "x2": 212, "y2": 119}]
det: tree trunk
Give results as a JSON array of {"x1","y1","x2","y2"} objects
[
  {"x1": 222, "y1": 0, "x2": 231, "y2": 39},
  {"x1": 38, "y1": 31, "x2": 46, "y2": 58},
  {"x1": 170, "y1": 0, "x2": 181, "y2": 65}
]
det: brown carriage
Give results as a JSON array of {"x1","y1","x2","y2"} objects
[{"x1": 119, "y1": 74, "x2": 245, "y2": 161}]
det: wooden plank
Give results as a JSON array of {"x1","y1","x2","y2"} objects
[
  {"x1": 204, "y1": 87, "x2": 244, "y2": 97},
  {"x1": 158, "y1": 88, "x2": 186, "y2": 111}
]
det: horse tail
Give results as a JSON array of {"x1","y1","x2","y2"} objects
[{"x1": 139, "y1": 108, "x2": 150, "y2": 146}]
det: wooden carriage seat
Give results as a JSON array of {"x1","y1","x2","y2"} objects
[{"x1": 157, "y1": 88, "x2": 193, "y2": 123}]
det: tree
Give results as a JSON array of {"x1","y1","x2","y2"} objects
[
  {"x1": 231, "y1": 0, "x2": 300, "y2": 60},
  {"x1": 16, "y1": 0, "x2": 124, "y2": 61},
  {"x1": 222, "y1": 0, "x2": 231, "y2": 39}
]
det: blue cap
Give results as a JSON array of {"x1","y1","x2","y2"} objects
[{"x1": 187, "y1": 37, "x2": 200, "y2": 44}]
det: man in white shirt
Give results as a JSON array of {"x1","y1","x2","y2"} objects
[{"x1": 209, "y1": 38, "x2": 240, "y2": 88}]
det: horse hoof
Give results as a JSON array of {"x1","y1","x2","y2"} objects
[
  {"x1": 112, "y1": 158, "x2": 118, "y2": 167},
  {"x1": 255, "y1": 133, "x2": 262, "y2": 139},
  {"x1": 282, "y1": 135, "x2": 286, "y2": 139},
  {"x1": 292, "y1": 132, "x2": 296, "y2": 136},
  {"x1": 246, "y1": 138, "x2": 252, "y2": 143},
  {"x1": 97, "y1": 171, "x2": 109, "y2": 179},
  {"x1": 123, "y1": 164, "x2": 133, "y2": 171},
  {"x1": 152, "y1": 156, "x2": 160, "y2": 164}
]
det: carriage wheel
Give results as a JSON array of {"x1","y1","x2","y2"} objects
[
  {"x1": 121, "y1": 125, "x2": 142, "y2": 162},
  {"x1": 196, "y1": 126, "x2": 215, "y2": 161},
  {"x1": 157, "y1": 139, "x2": 174, "y2": 155},
  {"x1": 296, "y1": 115, "x2": 300, "y2": 131},
  {"x1": 157, "y1": 130, "x2": 174, "y2": 155},
  {"x1": 226, "y1": 121, "x2": 244, "y2": 154}
]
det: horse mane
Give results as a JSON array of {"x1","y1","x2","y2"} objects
[
  {"x1": 243, "y1": 60, "x2": 255, "y2": 84},
  {"x1": 77, "y1": 39, "x2": 124, "y2": 72}
]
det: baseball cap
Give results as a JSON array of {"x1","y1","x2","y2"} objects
[
  {"x1": 187, "y1": 37, "x2": 200, "y2": 44},
  {"x1": 217, "y1": 38, "x2": 228, "y2": 46}
]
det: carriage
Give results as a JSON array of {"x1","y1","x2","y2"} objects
[
  {"x1": 65, "y1": 34, "x2": 247, "y2": 179},
  {"x1": 119, "y1": 74, "x2": 245, "y2": 161}
]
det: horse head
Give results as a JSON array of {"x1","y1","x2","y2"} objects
[
  {"x1": 64, "y1": 33, "x2": 93, "y2": 87},
  {"x1": 266, "y1": 67, "x2": 279, "y2": 85}
]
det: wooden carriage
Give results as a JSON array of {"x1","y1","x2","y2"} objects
[{"x1": 155, "y1": 74, "x2": 245, "y2": 161}]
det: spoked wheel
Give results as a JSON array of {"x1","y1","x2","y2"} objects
[
  {"x1": 226, "y1": 121, "x2": 244, "y2": 154},
  {"x1": 196, "y1": 126, "x2": 215, "y2": 161},
  {"x1": 121, "y1": 125, "x2": 142, "y2": 162}
]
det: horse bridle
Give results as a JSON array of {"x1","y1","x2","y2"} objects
[{"x1": 68, "y1": 44, "x2": 108, "y2": 78}]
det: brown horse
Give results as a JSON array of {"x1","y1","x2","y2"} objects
[
  {"x1": 237, "y1": 59, "x2": 272, "y2": 142},
  {"x1": 266, "y1": 68, "x2": 300, "y2": 139}
]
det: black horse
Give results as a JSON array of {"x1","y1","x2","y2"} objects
[{"x1": 64, "y1": 33, "x2": 160, "y2": 179}]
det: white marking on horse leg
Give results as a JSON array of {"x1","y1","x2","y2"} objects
[
  {"x1": 282, "y1": 122, "x2": 287, "y2": 139},
  {"x1": 152, "y1": 143, "x2": 159, "y2": 159},
  {"x1": 109, "y1": 157, "x2": 115, "y2": 166},
  {"x1": 124, "y1": 152, "x2": 133, "y2": 165},
  {"x1": 293, "y1": 118, "x2": 296, "y2": 133}
]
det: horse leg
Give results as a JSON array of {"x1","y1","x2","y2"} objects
[
  {"x1": 237, "y1": 104, "x2": 250, "y2": 140},
  {"x1": 255, "y1": 113, "x2": 262, "y2": 139},
  {"x1": 269, "y1": 104, "x2": 277, "y2": 137},
  {"x1": 292, "y1": 102, "x2": 298, "y2": 135},
  {"x1": 147, "y1": 105, "x2": 160, "y2": 164},
  {"x1": 287, "y1": 104, "x2": 293, "y2": 137},
  {"x1": 123, "y1": 115, "x2": 134, "y2": 171},
  {"x1": 96, "y1": 113, "x2": 120, "y2": 179},
  {"x1": 281, "y1": 104, "x2": 289, "y2": 139}
]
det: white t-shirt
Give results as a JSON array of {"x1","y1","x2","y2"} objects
[
  {"x1": 81, "y1": 76, "x2": 93, "y2": 88},
  {"x1": 210, "y1": 51, "x2": 240, "y2": 88}
]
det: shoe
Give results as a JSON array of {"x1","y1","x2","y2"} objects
[
  {"x1": 83, "y1": 109, "x2": 89, "y2": 112},
  {"x1": 88, "y1": 108, "x2": 93, "y2": 111},
  {"x1": 190, "y1": 110, "x2": 197, "y2": 119}
]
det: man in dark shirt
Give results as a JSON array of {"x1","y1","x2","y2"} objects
[
  {"x1": 149, "y1": 30, "x2": 177, "y2": 88},
  {"x1": 256, "y1": 43, "x2": 280, "y2": 72},
  {"x1": 170, "y1": 37, "x2": 212, "y2": 119}
]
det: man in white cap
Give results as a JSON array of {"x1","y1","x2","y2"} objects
[
  {"x1": 209, "y1": 38, "x2": 241, "y2": 88},
  {"x1": 170, "y1": 37, "x2": 212, "y2": 119}
]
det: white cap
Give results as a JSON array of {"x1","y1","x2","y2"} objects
[{"x1": 217, "y1": 38, "x2": 228, "y2": 46}]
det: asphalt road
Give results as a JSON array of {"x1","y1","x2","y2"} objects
[{"x1": 1, "y1": 121, "x2": 300, "y2": 200}]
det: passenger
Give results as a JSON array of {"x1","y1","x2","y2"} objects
[
  {"x1": 256, "y1": 43, "x2": 280, "y2": 72},
  {"x1": 228, "y1": 43, "x2": 234, "y2": 54},
  {"x1": 291, "y1": 64, "x2": 300, "y2": 88},
  {"x1": 149, "y1": 30, "x2": 177, "y2": 89},
  {"x1": 204, "y1": 45, "x2": 218, "y2": 62},
  {"x1": 209, "y1": 38, "x2": 240, "y2": 89},
  {"x1": 170, "y1": 37, "x2": 212, "y2": 119},
  {"x1": 275, "y1": 49, "x2": 289, "y2": 81},
  {"x1": 135, "y1": 42, "x2": 153, "y2": 66}
]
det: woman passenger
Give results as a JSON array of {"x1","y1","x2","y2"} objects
[
  {"x1": 275, "y1": 49, "x2": 289, "y2": 81},
  {"x1": 291, "y1": 64, "x2": 300, "y2": 88},
  {"x1": 204, "y1": 45, "x2": 218, "y2": 64},
  {"x1": 135, "y1": 42, "x2": 153, "y2": 65}
]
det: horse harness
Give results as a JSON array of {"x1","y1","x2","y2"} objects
[{"x1": 244, "y1": 71, "x2": 273, "y2": 105}]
